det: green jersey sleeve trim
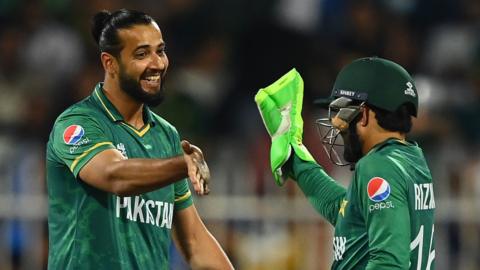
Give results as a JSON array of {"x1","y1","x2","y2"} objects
[
  {"x1": 174, "y1": 194, "x2": 193, "y2": 211},
  {"x1": 70, "y1": 142, "x2": 115, "y2": 175},
  {"x1": 174, "y1": 179, "x2": 193, "y2": 211},
  {"x1": 175, "y1": 190, "x2": 191, "y2": 203}
]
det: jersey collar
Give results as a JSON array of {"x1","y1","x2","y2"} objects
[
  {"x1": 366, "y1": 137, "x2": 415, "y2": 157},
  {"x1": 92, "y1": 83, "x2": 155, "y2": 126}
]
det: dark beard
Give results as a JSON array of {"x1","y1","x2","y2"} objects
[
  {"x1": 118, "y1": 65, "x2": 165, "y2": 107},
  {"x1": 341, "y1": 116, "x2": 363, "y2": 165}
]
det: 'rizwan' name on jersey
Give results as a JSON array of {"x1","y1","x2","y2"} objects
[{"x1": 414, "y1": 183, "x2": 435, "y2": 211}]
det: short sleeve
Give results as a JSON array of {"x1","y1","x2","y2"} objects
[
  {"x1": 355, "y1": 156, "x2": 410, "y2": 269},
  {"x1": 51, "y1": 112, "x2": 115, "y2": 177},
  {"x1": 168, "y1": 125, "x2": 193, "y2": 211},
  {"x1": 174, "y1": 180, "x2": 193, "y2": 210}
]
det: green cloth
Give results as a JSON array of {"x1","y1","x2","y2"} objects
[{"x1": 46, "y1": 83, "x2": 192, "y2": 269}]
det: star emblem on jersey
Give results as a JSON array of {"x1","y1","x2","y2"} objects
[
  {"x1": 339, "y1": 199, "x2": 348, "y2": 217},
  {"x1": 367, "y1": 177, "x2": 391, "y2": 202},
  {"x1": 63, "y1": 125, "x2": 85, "y2": 145}
]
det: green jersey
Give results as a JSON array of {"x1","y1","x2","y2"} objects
[
  {"x1": 292, "y1": 139, "x2": 435, "y2": 269},
  {"x1": 46, "y1": 83, "x2": 193, "y2": 269}
]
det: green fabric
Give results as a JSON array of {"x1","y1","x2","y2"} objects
[
  {"x1": 255, "y1": 68, "x2": 315, "y2": 186},
  {"x1": 292, "y1": 139, "x2": 435, "y2": 269},
  {"x1": 46, "y1": 83, "x2": 193, "y2": 269},
  {"x1": 316, "y1": 57, "x2": 418, "y2": 116}
]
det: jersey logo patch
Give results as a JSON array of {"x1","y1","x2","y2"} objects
[
  {"x1": 63, "y1": 125, "x2": 85, "y2": 145},
  {"x1": 367, "y1": 177, "x2": 391, "y2": 202}
]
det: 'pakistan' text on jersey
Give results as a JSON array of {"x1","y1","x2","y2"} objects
[
  {"x1": 292, "y1": 139, "x2": 435, "y2": 269},
  {"x1": 46, "y1": 83, "x2": 193, "y2": 269}
]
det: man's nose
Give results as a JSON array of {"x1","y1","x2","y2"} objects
[
  {"x1": 331, "y1": 115, "x2": 349, "y2": 131},
  {"x1": 150, "y1": 53, "x2": 166, "y2": 70}
]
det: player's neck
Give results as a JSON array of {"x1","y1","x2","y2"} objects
[
  {"x1": 361, "y1": 129, "x2": 405, "y2": 154},
  {"x1": 102, "y1": 79, "x2": 145, "y2": 129}
]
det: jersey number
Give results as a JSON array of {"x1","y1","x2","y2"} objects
[{"x1": 410, "y1": 224, "x2": 435, "y2": 270}]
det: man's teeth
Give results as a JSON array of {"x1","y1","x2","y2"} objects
[{"x1": 144, "y1": 75, "x2": 160, "y2": 82}]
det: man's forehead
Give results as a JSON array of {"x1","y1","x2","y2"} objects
[{"x1": 118, "y1": 23, "x2": 163, "y2": 47}]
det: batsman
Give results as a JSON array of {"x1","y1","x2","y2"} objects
[{"x1": 255, "y1": 57, "x2": 435, "y2": 269}]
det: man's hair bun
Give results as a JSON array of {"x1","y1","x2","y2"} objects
[{"x1": 91, "y1": 10, "x2": 112, "y2": 45}]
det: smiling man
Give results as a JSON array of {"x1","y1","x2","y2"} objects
[{"x1": 46, "y1": 9, "x2": 233, "y2": 269}]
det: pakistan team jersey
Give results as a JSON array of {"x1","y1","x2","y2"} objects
[
  {"x1": 291, "y1": 138, "x2": 435, "y2": 269},
  {"x1": 46, "y1": 83, "x2": 193, "y2": 269}
]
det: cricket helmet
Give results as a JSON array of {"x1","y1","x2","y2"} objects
[{"x1": 315, "y1": 57, "x2": 418, "y2": 166}]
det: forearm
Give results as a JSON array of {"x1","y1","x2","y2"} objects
[
  {"x1": 187, "y1": 230, "x2": 233, "y2": 270},
  {"x1": 173, "y1": 207, "x2": 234, "y2": 270},
  {"x1": 105, "y1": 156, "x2": 187, "y2": 196},
  {"x1": 288, "y1": 154, "x2": 347, "y2": 224}
]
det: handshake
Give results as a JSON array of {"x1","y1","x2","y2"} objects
[{"x1": 182, "y1": 140, "x2": 210, "y2": 195}]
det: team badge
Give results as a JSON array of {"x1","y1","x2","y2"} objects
[
  {"x1": 63, "y1": 125, "x2": 85, "y2": 145},
  {"x1": 367, "y1": 177, "x2": 391, "y2": 202}
]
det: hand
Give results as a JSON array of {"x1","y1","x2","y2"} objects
[{"x1": 181, "y1": 140, "x2": 210, "y2": 196}]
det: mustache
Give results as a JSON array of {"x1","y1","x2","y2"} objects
[
  {"x1": 118, "y1": 67, "x2": 166, "y2": 107},
  {"x1": 141, "y1": 69, "x2": 166, "y2": 78}
]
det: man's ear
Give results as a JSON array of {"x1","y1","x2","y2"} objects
[
  {"x1": 101, "y1": 52, "x2": 118, "y2": 78},
  {"x1": 360, "y1": 106, "x2": 369, "y2": 127}
]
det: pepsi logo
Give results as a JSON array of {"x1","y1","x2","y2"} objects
[
  {"x1": 63, "y1": 125, "x2": 85, "y2": 145},
  {"x1": 367, "y1": 177, "x2": 391, "y2": 202}
]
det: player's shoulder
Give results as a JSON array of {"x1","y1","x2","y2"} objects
[
  {"x1": 355, "y1": 140, "x2": 420, "y2": 187},
  {"x1": 356, "y1": 151, "x2": 391, "y2": 172},
  {"x1": 54, "y1": 96, "x2": 102, "y2": 126},
  {"x1": 355, "y1": 144, "x2": 402, "y2": 177},
  {"x1": 357, "y1": 139, "x2": 416, "y2": 167}
]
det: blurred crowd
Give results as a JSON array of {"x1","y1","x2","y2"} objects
[{"x1": 1, "y1": 0, "x2": 480, "y2": 269}]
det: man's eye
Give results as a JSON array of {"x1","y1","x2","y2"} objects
[
  {"x1": 157, "y1": 48, "x2": 166, "y2": 55},
  {"x1": 136, "y1": 51, "x2": 147, "y2": 58}
]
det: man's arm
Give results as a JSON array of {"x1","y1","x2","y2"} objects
[
  {"x1": 79, "y1": 140, "x2": 209, "y2": 196},
  {"x1": 172, "y1": 205, "x2": 234, "y2": 270},
  {"x1": 287, "y1": 153, "x2": 347, "y2": 225}
]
